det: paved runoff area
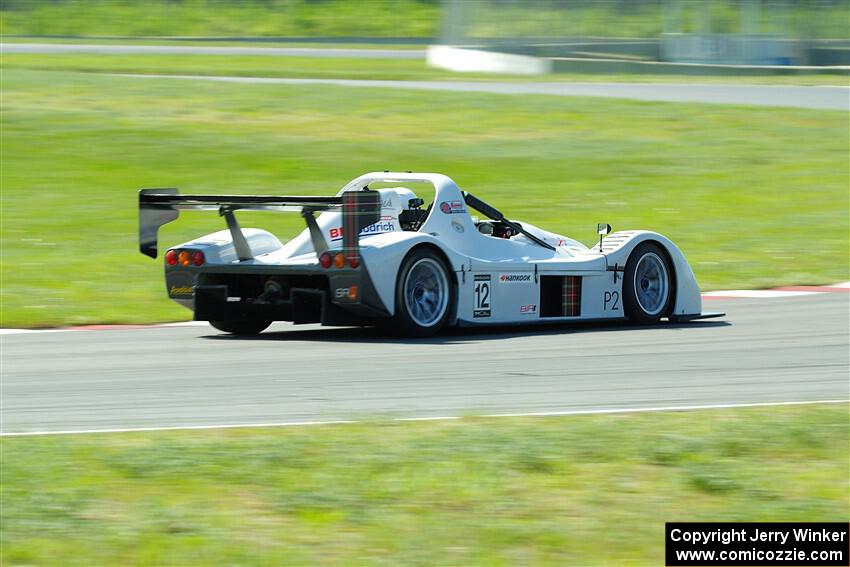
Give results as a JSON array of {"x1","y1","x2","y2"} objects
[
  {"x1": 4, "y1": 42, "x2": 847, "y2": 109},
  {"x1": 114, "y1": 73, "x2": 850, "y2": 111},
  {"x1": 2, "y1": 286, "x2": 847, "y2": 435},
  {"x1": 0, "y1": 42, "x2": 425, "y2": 59}
]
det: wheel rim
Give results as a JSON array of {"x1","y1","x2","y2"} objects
[
  {"x1": 633, "y1": 252, "x2": 669, "y2": 316},
  {"x1": 403, "y1": 258, "x2": 449, "y2": 328}
]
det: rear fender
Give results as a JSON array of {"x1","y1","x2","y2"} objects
[
  {"x1": 172, "y1": 229, "x2": 284, "y2": 264},
  {"x1": 359, "y1": 232, "x2": 466, "y2": 318},
  {"x1": 162, "y1": 229, "x2": 284, "y2": 306}
]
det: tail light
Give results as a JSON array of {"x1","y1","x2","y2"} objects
[
  {"x1": 165, "y1": 249, "x2": 178, "y2": 266},
  {"x1": 319, "y1": 250, "x2": 360, "y2": 269},
  {"x1": 167, "y1": 248, "x2": 204, "y2": 267}
]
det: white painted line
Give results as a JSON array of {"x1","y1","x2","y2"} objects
[
  {"x1": 0, "y1": 328, "x2": 65, "y2": 335},
  {"x1": 482, "y1": 399, "x2": 850, "y2": 418},
  {"x1": 2, "y1": 399, "x2": 846, "y2": 437},
  {"x1": 701, "y1": 290, "x2": 821, "y2": 298},
  {"x1": 0, "y1": 321, "x2": 208, "y2": 335},
  {"x1": 833, "y1": 281, "x2": 850, "y2": 289},
  {"x1": 0, "y1": 419, "x2": 356, "y2": 437}
]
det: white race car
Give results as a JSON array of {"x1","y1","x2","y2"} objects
[{"x1": 140, "y1": 171, "x2": 721, "y2": 336}]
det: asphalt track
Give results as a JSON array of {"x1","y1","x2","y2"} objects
[
  {"x1": 2, "y1": 294, "x2": 847, "y2": 435},
  {"x1": 4, "y1": 42, "x2": 847, "y2": 109},
  {"x1": 0, "y1": 42, "x2": 424, "y2": 59},
  {"x1": 117, "y1": 73, "x2": 850, "y2": 110}
]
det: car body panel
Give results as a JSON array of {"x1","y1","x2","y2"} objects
[{"x1": 142, "y1": 171, "x2": 708, "y2": 328}]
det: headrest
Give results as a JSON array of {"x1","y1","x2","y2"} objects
[{"x1": 376, "y1": 187, "x2": 419, "y2": 217}]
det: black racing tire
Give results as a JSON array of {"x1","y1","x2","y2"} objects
[
  {"x1": 209, "y1": 320, "x2": 272, "y2": 335},
  {"x1": 623, "y1": 242, "x2": 673, "y2": 325},
  {"x1": 392, "y1": 248, "x2": 454, "y2": 337}
]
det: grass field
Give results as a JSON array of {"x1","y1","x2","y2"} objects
[
  {"x1": 1, "y1": 404, "x2": 847, "y2": 565},
  {"x1": 2, "y1": 0, "x2": 847, "y2": 40},
  {"x1": 0, "y1": 0, "x2": 439, "y2": 38},
  {"x1": 0, "y1": 37, "x2": 429, "y2": 48},
  {"x1": 3, "y1": 52, "x2": 848, "y2": 85},
  {"x1": 1, "y1": 60, "x2": 847, "y2": 327}
]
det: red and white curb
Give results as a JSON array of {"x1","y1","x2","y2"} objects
[
  {"x1": 1, "y1": 282, "x2": 847, "y2": 335},
  {"x1": 702, "y1": 281, "x2": 849, "y2": 300}
]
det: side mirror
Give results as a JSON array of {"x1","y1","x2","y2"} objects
[{"x1": 597, "y1": 223, "x2": 612, "y2": 251}]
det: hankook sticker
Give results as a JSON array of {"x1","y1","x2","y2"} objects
[{"x1": 499, "y1": 273, "x2": 532, "y2": 283}]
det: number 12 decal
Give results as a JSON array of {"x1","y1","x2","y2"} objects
[{"x1": 473, "y1": 274, "x2": 491, "y2": 318}]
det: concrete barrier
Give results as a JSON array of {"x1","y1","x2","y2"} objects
[{"x1": 427, "y1": 45, "x2": 551, "y2": 75}]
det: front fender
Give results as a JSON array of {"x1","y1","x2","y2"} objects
[{"x1": 601, "y1": 231, "x2": 702, "y2": 317}]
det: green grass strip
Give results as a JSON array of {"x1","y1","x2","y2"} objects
[
  {"x1": 0, "y1": 67, "x2": 847, "y2": 327},
  {"x1": 2, "y1": 404, "x2": 847, "y2": 565},
  {"x1": 0, "y1": 0, "x2": 439, "y2": 38},
  {"x1": 2, "y1": 52, "x2": 847, "y2": 85}
]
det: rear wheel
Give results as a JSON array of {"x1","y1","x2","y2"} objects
[
  {"x1": 393, "y1": 248, "x2": 453, "y2": 337},
  {"x1": 623, "y1": 242, "x2": 672, "y2": 324},
  {"x1": 209, "y1": 320, "x2": 271, "y2": 335}
]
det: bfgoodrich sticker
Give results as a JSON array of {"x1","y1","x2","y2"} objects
[{"x1": 329, "y1": 218, "x2": 395, "y2": 242}]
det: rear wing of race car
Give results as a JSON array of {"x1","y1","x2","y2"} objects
[{"x1": 139, "y1": 188, "x2": 381, "y2": 261}]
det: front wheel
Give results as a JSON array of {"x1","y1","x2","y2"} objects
[
  {"x1": 623, "y1": 242, "x2": 673, "y2": 324},
  {"x1": 393, "y1": 248, "x2": 454, "y2": 337},
  {"x1": 209, "y1": 320, "x2": 272, "y2": 335}
]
